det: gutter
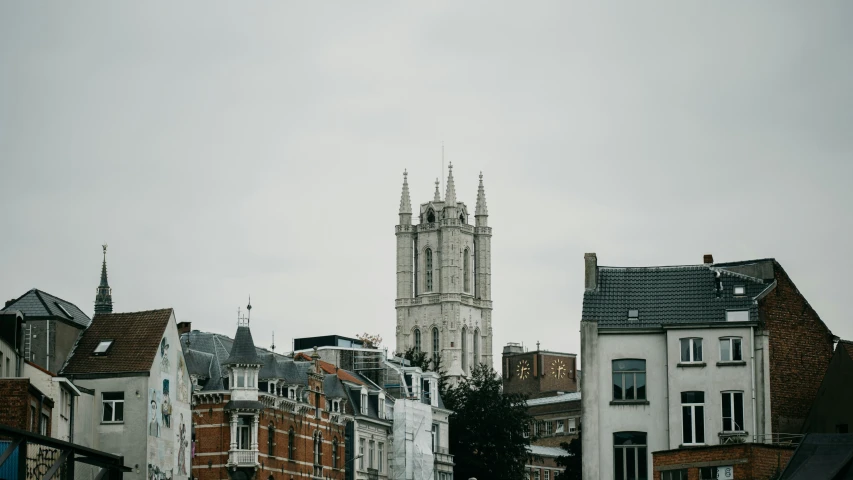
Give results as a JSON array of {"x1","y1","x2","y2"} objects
[{"x1": 751, "y1": 326, "x2": 758, "y2": 441}]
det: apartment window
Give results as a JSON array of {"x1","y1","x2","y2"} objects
[
  {"x1": 432, "y1": 327, "x2": 440, "y2": 366},
  {"x1": 545, "y1": 470, "x2": 550, "y2": 480},
  {"x1": 700, "y1": 467, "x2": 726, "y2": 480},
  {"x1": 720, "y1": 337, "x2": 743, "y2": 362},
  {"x1": 236, "y1": 369, "x2": 245, "y2": 388},
  {"x1": 556, "y1": 420, "x2": 565, "y2": 434},
  {"x1": 0, "y1": 351, "x2": 4, "y2": 376},
  {"x1": 237, "y1": 416, "x2": 251, "y2": 449},
  {"x1": 268, "y1": 423, "x2": 275, "y2": 455},
  {"x1": 722, "y1": 391, "x2": 745, "y2": 432},
  {"x1": 614, "y1": 432, "x2": 647, "y2": 480},
  {"x1": 523, "y1": 423, "x2": 530, "y2": 438},
  {"x1": 545, "y1": 421, "x2": 553, "y2": 436},
  {"x1": 569, "y1": 418, "x2": 577, "y2": 433},
  {"x1": 369, "y1": 440, "x2": 375, "y2": 469},
  {"x1": 40, "y1": 413, "x2": 49, "y2": 435},
  {"x1": 681, "y1": 391, "x2": 705, "y2": 445},
  {"x1": 378, "y1": 442, "x2": 384, "y2": 472},
  {"x1": 680, "y1": 338, "x2": 703, "y2": 363},
  {"x1": 432, "y1": 423, "x2": 438, "y2": 452},
  {"x1": 313, "y1": 431, "x2": 322, "y2": 465},
  {"x1": 378, "y1": 396, "x2": 385, "y2": 419},
  {"x1": 102, "y1": 392, "x2": 124, "y2": 423},
  {"x1": 315, "y1": 392, "x2": 321, "y2": 418},
  {"x1": 612, "y1": 359, "x2": 646, "y2": 401},
  {"x1": 332, "y1": 438, "x2": 339, "y2": 469},
  {"x1": 359, "y1": 438, "x2": 365, "y2": 470},
  {"x1": 534, "y1": 470, "x2": 541, "y2": 480},
  {"x1": 726, "y1": 310, "x2": 749, "y2": 322},
  {"x1": 662, "y1": 469, "x2": 688, "y2": 480},
  {"x1": 360, "y1": 389, "x2": 368, "y2": 415},
  {"x1": 288, "y1": 428, "x2": 295, "y2": 459}
]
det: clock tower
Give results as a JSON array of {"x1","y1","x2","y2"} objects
[
  {"x1": 395, "y1": 164, "x2": 493, "y2": 384},
  {"x1": 501, "y1": 343, "x2": 578, "y2": 398}
]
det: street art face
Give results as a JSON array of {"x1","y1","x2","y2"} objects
[
  {"x1": 149, "y1": 332, "x2": 190, "y2": 480},
  {"x1": 148, "y1": 391, "x2": 160, "y2": 438}
]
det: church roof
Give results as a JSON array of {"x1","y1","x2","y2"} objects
[
  {"x1": 61, "y1": 309, "x2": 173, "y2": 377},
  {"x1": 224, "y1": 325, "x2": 261, "y2": 365},
  {"x1": 1, "y1": 289, "x2": 91, "y2": 328}
]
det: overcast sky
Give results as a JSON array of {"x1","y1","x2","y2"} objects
[{"x1": 2, "y1": 2, "x2": 852, "y2": 366}]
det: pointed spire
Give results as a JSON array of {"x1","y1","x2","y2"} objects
[
  {"x1": 433, "y1": 178, "x2": 441, "y2": 203},
  {"x1": 476, "y1": 171, "x2": 488, "y2": 216},
  {"x1": 445, "y1": 162, "x2": 457, "y2": 206},
  {"x1": 94, "y1": 243, "x2": 113, "y2": 314},
  {"x1": 399, "y1": 170, "x2": 412, "y2": 215}
]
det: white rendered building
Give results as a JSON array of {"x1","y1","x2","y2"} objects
[{"x1": 394, "y1": 165, "x2": 493, "y2": 383}]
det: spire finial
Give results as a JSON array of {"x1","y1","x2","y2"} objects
[
  {"x1": 95, "y1": 243, "x2": 113, "y2": 314},
  {"x1": 271, "y1": 331, "x2": 276, "y2": 352},
  {"x1": 433, "y1": 178, "x2": 441, "y2": 202},
  {"x1": 246, "y1": 296, "x2": 252, "y2": 324},
  {"x1": 444, "y1": 162, "x2": 457, "y2": 206},
  {"x1": 476, "y1": 170, "x2": 489, "y2": 221},
  {"x1": 399, "y1": 169, "x2": 412, "y2": 217}
]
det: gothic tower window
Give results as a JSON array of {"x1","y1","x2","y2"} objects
[
  {"x1": 288, "y1": 428, "x2": 295, "y2": 459},
  {"x1": 474, "y1": 328, "x2": 480, "y2": 366},
  {"x1": 268, "y1": 423, "x2": 275, "y2": 456},
  {"x1": 461, "y1": 326, "x2": 468, "y2": 374},
  {"x1": 432, "y1": 327, "x2": 440, "y2": 365},
  {"x1": 463, "y1": 248, "x2": 471, "y2": 293},
  {"x1": 414, "y1": 328, "x2": 421, "y2": 353},
  {"x1": 427, "y1": 209, "x2": 436, "y2": 223},
  {"x1": 425, "y1": 248, "x2": 433, "y2": 292},
  {"x1": 313, "y1": 431, "x2": 323, "y2": 466},
  {"x1": 459, "y1": 213, "x2": 465, "y2": 224}
]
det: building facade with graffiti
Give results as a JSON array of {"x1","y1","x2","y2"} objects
[{"x1": 61, "y1": 308, "x2": 192, "y2": 480}]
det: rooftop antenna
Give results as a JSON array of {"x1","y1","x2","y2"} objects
[
  {"x1": 246, "y1": 296, "x2": 252, "y2": 325},
  {"x1": 536, "y1": 340, "x2": 541, "y2": 351},
  {"x1": 441, "y1": 142, "x2": 445, "y2": 193}
]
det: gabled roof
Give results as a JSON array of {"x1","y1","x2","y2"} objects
[
  {"x1": 839, "y1": 340, "x2": 853, "y2": 360},
  {"x1": 294, "y1": 352, "x2": 364, "y2": 385},
  {"x1": 61, "y1": 309, "x2": 173, "y2": 377},
  {"x1": 780, "y1": 434, "x2": 853, "y2": 480},
  {"x1": 582, "y1": 264, "x2": 769, "y2": 328},
  {"x1": 1, "y1": 289, "x2": 91, "y2": 328}
]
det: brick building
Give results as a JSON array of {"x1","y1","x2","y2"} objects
[
  {"x1": 580, "y1": 254, "x2": 837, "y2": 480},
  {"x1": 183, "y1": 319, "x2": 350, "y2": 480},
  {"x1": 0, "y1": 377, "x2": 53, "y2": 436},
  {"x1": 653, "y1": 443, "x2": 795, "y2": 480}
]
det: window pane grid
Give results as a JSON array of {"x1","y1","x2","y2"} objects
[{"x1": 612, "y1": 360, "x2": 646, "y2": 401}]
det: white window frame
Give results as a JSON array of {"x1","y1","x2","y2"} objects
[
  {"x1": 556, "y1": 419, "x2": 565, "y2": 434},
  {"x1": 680, "y1": 338, "x2": 703, "y2": 363},
  {"x1": 681, "y1": 392, "x2": 705, "y2": 445},
  {"x1": 569, "y1": 417, "x2": 577, "y2": 433},
  {"x1": 545, "y1": 421, "x2": 553, "y2": 436},
  {"x1": 101, "y1": 392, "x2": 124, "y2": 423},
  {"x1": 378, "y1": 395, "x2": 385, "y2": 419},
  {"x1": 288, "y1": 386, "x2": 297, "y2": 400},
  {"x1": 369, "y1": 440, "x2": 375, "y2": 469},
  {"x1": 359, "y1": 438, "x2": 365, "y2": 470},
  {"x1": 721, "y1": 391, "x2": 745, "y2": 433},
  {"x1": 360, "y1": 388, "x2": 368, "y2": 415},
  {"x1": 720, "y1": 337, "x2": 743, "y2": 362},
  {"x1": 378, "y1": 442, "x2": 384, "y2": 473},
  {"x1": 726, "y1": 310, "x2": 750, "y2": 322}
]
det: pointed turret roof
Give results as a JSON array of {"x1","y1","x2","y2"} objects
[
  {"x1": 399, "y1": 170, "x2": 412, "y2": 214},
  {"x1": 224, "y1": 325, "x2": 261, "y2": 365},
  {"x1": 433, "y1": 178, "x2": 441, "y2": 203},
  {"x1": 95, "y1": 244, "x2": 113, "y2": 314},
  {"x1": 445, "y1": 163, "x2": 457, "y2": 206},
  {"x1": 476, "y1": 171, "x2": 488, "y2": 216}
]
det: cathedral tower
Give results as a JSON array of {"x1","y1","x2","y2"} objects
[
  {"x1": 395, "y1": 165, "x2": 493, "y2": 384},
  {"x1": 94, "y1": 244, "x2": 113, "y2": 314}
]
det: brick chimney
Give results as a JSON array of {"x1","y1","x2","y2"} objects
[
  {"x1": 703, "y1": 254, "x2": 714, "y2": 264},
  {"x1": 177, "y1": 321, "x2": 192, "y2": 336},
  {"x1": 585, "y1": 253, "x2": 598, "y2": 290},
  {"x1": 4, "y1": 299, "x2": 14, "y2": 308}
]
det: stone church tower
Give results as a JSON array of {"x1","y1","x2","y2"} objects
[{"x1": 395, "y1": 164, "x2": 493, "y2": 383}]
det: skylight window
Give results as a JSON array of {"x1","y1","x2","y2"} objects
[
  {"x1": 726, "y1": 311, "x2": 749, "y2": 322},
  {"x1": 94, "y1": 340, "x2": 114, "y2": 355},
  {"x1": 628, "y1": 310, "x2": 639, "y2": 321},
  {"x1": 733, "y1": 286, "x2": 745, "y2": 296},
  {"x1": 55, "y1": 302, "x2": 73, "y2": 319}
]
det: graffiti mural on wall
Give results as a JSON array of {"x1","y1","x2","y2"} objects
[
  {"x1": 162, "y1": 379, "x2": 172, "y2": 428},
  {"x1": 148, "y1": 331, "x2": 190, "y2": 480},
  {"x1": 149, "y1": 388, "x2": 160, "y2": 438}
]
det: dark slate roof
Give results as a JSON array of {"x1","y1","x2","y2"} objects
[
  {"x1": 839, "y1": 340, "x2": 853, "y2": 361},
  {"x1": 1, "y1": 289, "x2": 91, "y2": 328},
  {"x1": 780, "y1": 434, "x2": 853, "y2": 480},
  {"x1": 61, "y1": 309, "x2": 173, "y2": 376},
  {"x1": 184, "y1": 349, "x2": 215, "y2": 380},
  {"x1": 323, "y1": 374, "x2": 348, "y2": 399},
  {"x1": 224, "y1": 325, "x2": 261, "y2": 365},
  {"x1": 582, "y1": 264, "x2": 770, "y2": 328}
]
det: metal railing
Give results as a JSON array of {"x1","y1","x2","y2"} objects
[
  {"x1": 313, "y1": 464, "x2": 324, "y2": 477},
  {"x1": 719, "y1": 432, "x2": 804, "y2": 446}
]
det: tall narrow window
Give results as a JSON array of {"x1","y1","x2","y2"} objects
[
  {"x1": 369, "y1": 440, "x2": 375, "y2": 468},
  {"x1": 612, "y1": 360, "x2": 646, "y2": 401},
  {"x1": 268, "y1": 423, "x2": 275, "y2": 456},
  {"x1": 332, "y1": 438, "x2": 339, "y2": 468},
  {"x1": 432, "y1": 327, "x2": 440, "y2": 366},
  {"x1": 463, "y1": 248, "x2": 470, "y2": 293},
  {"x1": 313, "y1": 431, "x2": 322, "y2": 465},
  {"x1": 681, "y1": 391, "x2": 705, "y2": 445},
  {"x1": 722, "y1": 391, "x2": 744, "y2": 432},
  {"x1": 237, "y1": 416, "x2": 251, "y2": 449},
  {"x1": 378, "y1": 442, "x2": 384, "y2": 473},
  {"x1": 414, "y1": 328, "x2": 421, "y2": 353},
  {"x1": 288, "y1": 428, "x2": 295, "y2": 459},
  {"x1": 613, "y1": 432, "x2": 647, "y2": 480},
  {"x1": 473, "y1": 329, "x2": 480, "y2": 366},
  {"x1": 425, "y1": 249, "x2": 433, "y2": 292},
  {"x1": 359, "y1": 439, "x2": 365, "y2": 469},
  {"x1": 461, "y1": 326, "x2": 468, "y2": 373}
]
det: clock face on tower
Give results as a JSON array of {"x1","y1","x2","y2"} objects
[
  {"x1": 516, "y1": 359, "x2": 531, "y2": 379},
  {"x1": 550, "y1": 359, "x2": 567, "y2": 379}
]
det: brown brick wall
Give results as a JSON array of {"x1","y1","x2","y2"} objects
[
  {"x1": 0, "y1": 379, "x2": 52, "y2": 436},
  {"x1": 762, "y1": 263, "x2": 835, "y2": 434},
  {"x1": 503, "y1": 353, "x2": 578, "y2": 397},
  {"x1": 653, "y1": 444, "x2": 794, "y2": 480},
  {"x1": 192, "y1": 398, "x2": 347, "y2": 480}
]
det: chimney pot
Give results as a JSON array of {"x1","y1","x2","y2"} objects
[
  {"x1": 4, "y1": 299, "x2": 13, "y2": 308},
  {"x1": 584, "y1": 253, "x2": 598, "y2": 290},
  {"x1": 704, "y1": 254, "x2": 714, "y2": 264}
]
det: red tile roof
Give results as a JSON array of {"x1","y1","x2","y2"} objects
[
  {"x1": 61, "y1": 309, "x2": 173, "y2": 376},
  {"x1": 294, "y1": 352, "x2": 363, "y2": 385}
]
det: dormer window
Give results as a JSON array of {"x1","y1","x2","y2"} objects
[
  {"x1": 360, "y1": 388, "x2": 368, "y2": 415},
  {"x1": 93, "y1": 340, "x2": 114, "y2": 355},
  {"x1": 378, "y1": 395, "x2": 385, "y2": 419},
  {"x1": 288, "y1": 386, "x2": 297, "y2": 400},
  {"x1": 628, "y1": 310, "x2": 639, "y2": 322},
  {"x1": 330, "y1": 399, "x2": 341, "y2": 413},
  {"x1": 733, "y1": 286, "x2": 745, "y2": 296}
]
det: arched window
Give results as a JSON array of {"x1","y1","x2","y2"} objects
[
  {"x1": 332, "y1": 438, "x2": 339, "y2": 469},
  {"x1": 313, "y1": 431, "x2": 323, "y2": 466},
  {"x1": 427, "y1": 209, "x2": 436, "y2": 223},
  {"x1": 473, "y1": 329, "x2": 480, "y2": 366},
  {"x1": 268, "y1": 422, "x2": 275, "y2": 456},
  {"x1": 414, "y1": 328, "x2": 421, "y2": 353},
  {"x1": 461, "y1": 326, "x2": 468, "y2": 373},
  {"x1": 459, "y1": 213, "x2": 465, "y2": 224},
  {"x1": 463, "y1": 248, "x2": 470, "y2": 293},
  {"x1": 288, "y1": 427, "x2": 295, "y2": 459},
  {"x1": 425, "y1": 248, "x2": 433, "y2": 292},
  {"x1": 432, "y1": 327, "x2": 440, "y2": 366}
]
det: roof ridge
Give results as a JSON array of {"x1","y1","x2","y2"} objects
[
  {"x1": 95, "y1": 307, "x2": 173, "y2": 316},
  {"x1": 712, "y1": 268, "x2": 765, "y2": 283},
  {"x1": 599, "y1": 264, "x2": 710, "y2": 271}
]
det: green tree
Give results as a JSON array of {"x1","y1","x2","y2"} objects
[
  {"x1": 398, "y1": 347, "x2": 449, "y2": 397},
  {"x1": 355, "y1": 332, "x2": 382, "y2": 349},
  {"x1": 555, "y1": 432, "x2": 582, "y2": 480},
  {"x1": 444, "y1": 363, "x2": 532, "y2": 480}
]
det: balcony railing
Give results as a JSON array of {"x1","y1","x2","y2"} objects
[
  {"x1": 719, "y1": 433, "x2": 804, "y2": 446},
  {"x1": 229, "y1": 449, "x2": 258, "y2": 466}
]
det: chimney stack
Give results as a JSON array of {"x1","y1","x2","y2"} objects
[
  {"x1": 4, "y1": 299, "x2": 13, "y2": 308},
  {"x1": 584, "y1": 253, "x2": 598, "y2": 290},
  {"x1": 177, "y1": 321, "x2": 192, "y2": 336},
  {"x1": 703, "y1": 254, "x2": 714, "y2": 264}
]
